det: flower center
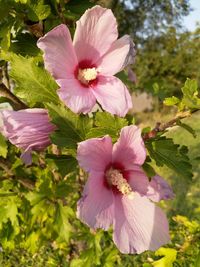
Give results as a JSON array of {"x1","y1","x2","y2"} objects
[
  {"x1": 105, "y1": 168, "x2": 134, "y2": 198},
  {"x1": 77, "y1": 67, "x2": 98, "y2": 85}
]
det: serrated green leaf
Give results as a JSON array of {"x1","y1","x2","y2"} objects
[
  {"x1": 0, "y1": 21, "x2": 12, "y2": 50},
  {"x1": 0, "y1": 198, "x2": 19, "y2": 232},
  {"x1": 54, "y1": 202, "x2": 73, "y2": 243},
  {"x1": 146, "y1": 137, "x2": 192, "y2": 179},
  {"x1": 181, "y1": 78, "x2": 200, "y2": 109},
  {"x1": 47, "y1": 103, "x2": 92, "y2": 149},
  {"x1": 164, "y1": 96, "x2": 180, "y2": 106},
  {"x1": 54, "y1": 180, "x2": 73, "y2": 198},
  {"x1": 86, "y1": 112, "x2": 128, "y2": 140},
  {"x1": 10, "y1": 33, "x2": 40, "y2": 56},
  {"x1": 24, "y1": 231, "x2": 41, "y2": 253},
  {"x1": 28, "y1": 0, "x2": 51, "y2": 21},
  {"x1": 0, "y1": 133, "x2": 8, "y2": 158},
  {"x1": 152, "y1": 248, "x2": 177, "y2": 267},
  {"x1": 1, "y1": 53, "x2": 59, "y2": 105},
  {"x1": 46, "y1": 154, "x2": 77, "y2": 177}
]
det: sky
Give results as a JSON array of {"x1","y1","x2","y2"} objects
[{"x1": 183, "y1": 0, "x2": 200, "y2": 31}]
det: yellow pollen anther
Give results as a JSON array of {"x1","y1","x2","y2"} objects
[
  {"x1": 78, "y1": 68, "x2": 98, "y2": 85},
  {"x1": 106, "y1": 168, "x2": 134, "y2": 198}
]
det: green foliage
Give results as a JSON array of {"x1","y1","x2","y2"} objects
[
  {"x1": 194, "y1": 251, "x2": 200, "y2": 267},
  {"x1": 0, "y1": 133, "x2": 8, "y2": 158},
  {"x1": 181, "y1": 79, "x2": 200, "y2": 110},
  {"x1": 1, "y1": 53, "x2": 59, "y2": 106},
  {"x1": 0, "y1": 0, "x2": 200, "y2": 266},
  {"x1": 135, "y1": 27, "x2": 200, "y2": 97},
  {"x1": 164, "y1": 79, "x2": 200, "y2": 111},
  {"x1": 152, "y1": 248, "x2": 177, "y2": 267},
  {"x1": 86, "y1": 112, "x2": 128, "y2": 141},
  {"x1": 163, "y1": 96, "x2": 180, "y2": 106},
  {"x1": 47, "y1": 103, "x2": 92, "y2": 149},
  {"x1": 27, "y1": 0, "x2": 51, "y2": 21},
  {"x1": 176, "y1": 119, "x2": 197, "y2": 138},
  {"x1": 46, "y1": 154, "x2": 77, "y2": 177},
  {"x1": 146, "y1": 136, "x2": 193, "y2": 179}
]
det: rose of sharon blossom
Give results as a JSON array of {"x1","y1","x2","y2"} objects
[
  {"x1": 0, "y1": 109, "x2": 56, "y2": 165},
  {"x1": 77, "y1": 125, "x2": 174, "y2": 254},
  {"x1": 37, "y1": 5, "x2": 135, "y2": 117}
]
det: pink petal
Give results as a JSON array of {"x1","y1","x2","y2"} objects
[
  {"x1": 21, "y1": 149, "x2": 32, "y2": 165},
  {"x1": 92, "y1": 75, "x2": 132, "y2": 117},
  {"x1": 77, "y1": 171, "x2": 114, "y2": 230},
  {"x1": 147, "y1": 175, "x2": 174, "y2": 202},
  {"x1": 73, "y1": 5, "x2": 118, "y2": 63},
  {"x1": 127, "y1": 67, "x2": 137, "y2": 83},
  {"x1": 112, "y1": 125, "x2": 146, "y2": 168},
  {"x1": 1, "y1": 109, "x2": 55, "y2": 151},
  {"x1": 37, "y1": 24, "x2": 78, "y2": 79},
  {"x1": 128, "y1": 168, "x2": 150, "y2": 196},
  {"x1": 113, "y1": 193, "x2": 170, "y2": 254},
  {"x1": 57, "y1": 79, "x2": 96, "y2": 114},
  {"x1": 128, "y1": 169, "x2": 174, "y2": 202},
  {"x1": 77, "y1": 135, "x2": 113, "y2": 172},
  {"x1": 96, "y1": 35, "x2": 135, "y2": 75}
]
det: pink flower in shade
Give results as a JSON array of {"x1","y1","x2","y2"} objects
[
  {"x1": 76, "y1": 125, "x2": 174, "y2": 254},
  {"x1": 0, "y1": 109, "x2": 56, "y2": 165},
  {"x1": 37, "y1": 5, "x2": 135, "y2": 117}
]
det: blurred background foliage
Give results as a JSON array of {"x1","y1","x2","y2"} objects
[{"x1": 0, "y1": 0, "x2": 200, "y2": 266}]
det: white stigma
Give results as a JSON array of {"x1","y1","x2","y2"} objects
[
  {"x1": 78, "y1": 67, "x2": 98, "y2": 85},
  {"x1": 106, "y1": 168, "x2": 134, "y2": 198}
]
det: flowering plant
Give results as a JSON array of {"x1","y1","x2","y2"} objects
[{"x1": 0, "y1": 1, "x2": 199, "y2": 266}]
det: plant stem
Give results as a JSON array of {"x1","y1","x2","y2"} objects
[
  {"x1": 143, "y1": 109, "x2": 199, "y2": 140},
  {"x1": 0, "y1": 83, "x2": 28, "y2": 110}
]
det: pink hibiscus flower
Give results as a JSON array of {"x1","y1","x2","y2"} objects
[
  {"x1": 0, "y1": 109, "x2": 56, "y2": 165},
  {"x1": 37, "y1": 5, "x2": 135, "y2": 117},
  {"x1": 76, "y1": 125, "x2": 174, "y2": 254}
]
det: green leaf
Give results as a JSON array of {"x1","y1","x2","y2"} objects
[
  {"x1": 54, "y1": 180, "x2": 73, "y2": 198},
  {"x1": 181, "y1": 78, "x2": 200, "y2": 109},
  {"x1": 67, "y1": 0, "x2": 94, "y2": 16},
  {"x1": 146, "y1": 137, "x2": 193, "y2": 179},
  {"x1": 152, "y1": 248, "x2": 177, "y2": 267},
  {"x1": 10, "y1": 33, "x2": 40, "y2": 56},
  {"x1": 0, "y1": 133, "x2": 8, "y2": 158},
  {"x1": 70, "y1": 259, "x2": 85, "y2": 267},
  {"x1": 142, "y1": 162, "x2": 156, "y2": 179},
  {"x1": 15, "y1": 0, "x2": 28, "y2": 3},
  {"x1": 24, "y1": 231, "x2": 41, "y2": 253},
  {"x1": 194, "y1": 251, "x2": 200, "y2": 267},
  {"x1": 54, "y1": 201, "x2": 73, "y2": 243},
  {"x1": 47, "y1": 103, "x2": 92, "y2": 149},
  {"x1": 5, "y1": 199, "x2": 19, "y2": 229},
  {"x1": 0, "y1": 198, "x2": 19, "y2": 232},
  {"x1": 0, "y1": 21, "x2": 13, "y2": 50},
  {"x1": 1, "y1": 53, "x2": 59, "y2": 105},
  {"x1": 27, "y1": 0, "x2": 51, "y2": 21},
  {"x1": 86, "y1": 112, "x2": 128, "y2": 140},
  {"x1": 164, "y1": 96, "x2": 180, "y2": 106},
  {"x1": 176, "y1": 119, "x2": 196, "y2": 138},
  {"x1": 46, "y1": 154, "x2": 77, "y2": 177}
]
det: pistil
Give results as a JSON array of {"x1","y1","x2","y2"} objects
[
  {"x1": 106, "y1": 168, "x2": 134, "y2": 198},
  {"x1": 77, "y1": 67, "x2": 98, "y2": 85}
]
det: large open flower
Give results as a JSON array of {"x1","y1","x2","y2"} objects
[
  {"x1": 77, "y1": 125, "x2": 174, "y2": 254},
  {"x1": 0, "y1": 109, "x2": 56, "y2": 165},
  {"x1": 37, "y1": 5, "x2": 135, "y2": 117}
]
